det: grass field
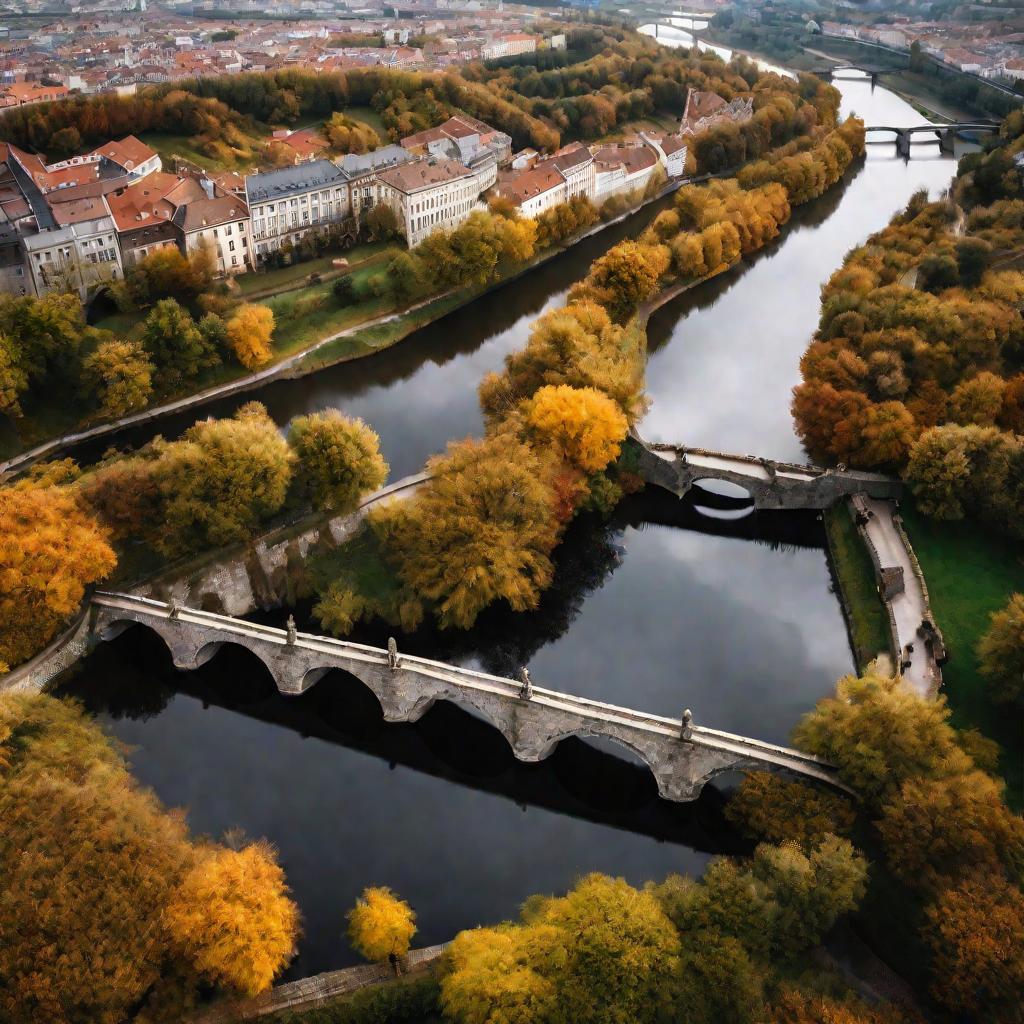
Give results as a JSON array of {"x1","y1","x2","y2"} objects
[
  {"x1": 346, "y1": 104, "x2": 390, "y2": 141},
  {"x1": 902, "y1": 504, "x2": 1024, "y2": 807},
  {"x1": 138, "y1": 127, "x2": 269, "y2": 172},
  {"x1": 824, "y1": 503, "x2": 891, "y2": 672}
]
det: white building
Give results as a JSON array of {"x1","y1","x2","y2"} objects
[
  {"x1": 173, "y1": 194, "x2": 251, "y2": 275},
  {"x1": 246, "y1": 159, "x2": 350, "y2": 262},
  {"x1": 481, "y1": 33, "x2": 537, "y2": 60},
  {"x1": 23, "y1": 214, "x2": 123, "y2": 298},
  {"x1": 376, "y1": 157, "x2": 496, "y2": 248},
  {"x1": 591, "y1": 143, "x2": 660, "y2": 202}
]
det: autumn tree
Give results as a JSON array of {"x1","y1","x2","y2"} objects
[
  {"x1": 478, "y1": 301, "x2": 646, "y2": 420},
  {"x1": 164, "y1": 841, "x2": 299, "y2": 997},
  {"x1": 364, "y1": 203, "x2": 400, "y2": 241},
  {"x1": 725, "y1": 772, "x2": 855, "y2": 847},
  {"x1": 324, "y1": 111, "x2": 381, "y2": 154},
  {"x1": 791, "y1": 672, "x2": 965, "y2": 808},
  {"x1": 924, "y1": 876, "x2": 1024, "y2": 1023},
  {"x1": 226, "y1": 303, "x2": 275, "y2": 370},
  {"x1": 524, "y1": 384, "x2": 628, "y2": 474},
  {"x1": 377, "y1": 435, "x2": 559, "y2": 629},
  {"x1": 289, "y1": 410, "x2": 388, "y2": 512},
  {"x1": 80, "y1": 338, "x2": 154, "y2": 420},
  {"x1": 569, "y1": 241, "x2": 670, "y2": 322},
  {"x1": 0, "y1": 483, "x2": 116, "y2": 671},
  {"x1": 77, "y1": 454, "x2": 163, "y2": 541},
  {"x1": 949, "y1": 371, "x2": 1006, "y2": 427},
  {"x1": 877, "y1": 769, "x2": 1024, "y2": 893},
  {"x1": 155, "y1": 402, "x2": 294, "y2": 554},
  {"x1": 770, "y1": 987, "x2": 921, "y2": 1024},
  {"x1": 0, "y1": 693, "x2": 194, "y2": 1023},
  {"x1": 346, "y1": 886, "x2": 417, "y2": 963},
  {"x1": 978, "y1": 593, "x2": 1024, "y2": 707},
  {"x1": 669, "y1": 932, "x2": 764, "y2": 1024},
  {"x1": 141, "y1": 298, "x2": 219, "y2": 386}
]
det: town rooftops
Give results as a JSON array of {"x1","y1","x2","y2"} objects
[
  {"x1": 92, "y1": 134, "x2": 159, "y2": 172},
  {"x1": 400, "y1": 114, "x2": 501, "y2": 152},
  {"x1": 171, "y1": 194, "x2": 249, "y2": 233},
  {"x1": 376, "y1": 157, "x2": 474, "y2": 194},
  {"x1": 51, "y1": 194, "x2": 109, "y2": 226},
  {"x1": 592, "y1": 143, "x2": 657, "y2": 175},
  {"x1": 105, "y1": 172, "x2": 206, "y2": 231},
  {"x1": 23, "y1": 214, "x2": 116, "y2": 252},
  {"x1": 548, "y1": 141, "x2": 592, "y2": 173},
  {"x1": 337, "y1": 144, "x2": 413, "y2": 178},
  {"x1": 245, "y1": 158, "x2": 347, "y2": 204},
  {"x1": 498, "y1": 164, "x2": 563, "y2": 204},
  {"x1": 683, "y1": 89, "x2": 728, "y2": 122}
]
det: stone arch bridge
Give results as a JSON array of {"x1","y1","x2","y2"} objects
[
  {"x1": 91, "y1": 592, "x2": 851, "y2": 804},
  {"x1": 629, "y1": 436, "x2": 902, "y2": 510},
  {"x1": 866, "y1": 122, "x2": 1000, "y2": 158}
]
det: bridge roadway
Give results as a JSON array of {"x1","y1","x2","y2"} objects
[
  {"x1": 865, "y1": 122, "x2": 999, "y2": 157},
  {"x1": 90, "y1": 592, "x2": 851, "y2": 804},
  {"x1": 630, "y1": 436, "x2": 902, "y2": 510}
]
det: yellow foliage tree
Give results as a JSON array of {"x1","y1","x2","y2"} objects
[
  {"x1": 525, "y1": 384, "x2": 628, "y2": 474},
  {"x1": 164, "y1": 841, "x2": 299, "y2": 997},
  {"x1": 227, "y1": 304, "x2": 275, "y2": 370},
  {"x1": 346, "y1": 886, "x2": 417, "y2": 962},
  {"x1": 0, "y1": 483, "x2": 116, "y2": 671}
]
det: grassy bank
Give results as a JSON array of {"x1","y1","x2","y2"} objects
[
  {"x1": 824, "y1": 503, "x2": 891, "y2": 672},
  {"x1": 901, "y1": 504, "x2": 1024, "y2": 808}
]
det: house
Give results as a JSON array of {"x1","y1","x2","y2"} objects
[
  {"x1": 269, "y1": 127, "x2": 329, "y2": 164},
  {"x1": 376, "y1": 156, "x2": 491, "y2": 247},
  {"x1": 640, "y1": 132, "x2": 689, "y2": 179},
  {"x1": 401, "y1": 114, "x2": 512, "y2": 167},
  {"x1": 546, "y1": 142, "x2": 595, "y2": 200},
  {"x1": 0, "y1": 80, "x2": 69, "y2": 107},
  {"x1": 591, "y1": 142, "x2": 659, "y2": 202},
  {"x1": 246, "y1": 159, "x2": 350, "y2": 262},
  {"x1": 481, "y1": 33, "x2": 536, "y2": 60},
  {"x1": 680, "y1": 89, "x2": 754, "y2": 136},
  {"x1": 336, "y1": 143, "x2": 414, "y2": 219},
  {"x1": 91, "y1": 134, "x2": 161, "y2": 181},
  {"x1": 496, "y1": 163, "x2": 566, "y2": 218},
  {"x1": 172, "y1": 193, "x2": 251, "y2": 275},
  {"x1": 23, "y1": 214, "x2": 123, "y2": 298}
]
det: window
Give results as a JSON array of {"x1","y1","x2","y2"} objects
[{"x1": 229, "y1": 240, "x2": 236, "y2": 252}]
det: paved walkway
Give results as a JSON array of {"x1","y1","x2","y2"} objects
[{"x1": 859, "y1": 497, "x2": 935, "y2": 696}]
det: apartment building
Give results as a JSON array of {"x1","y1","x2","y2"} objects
[
  {"x1": 679, "y1": 89, "x2": 754, "y2": 137},
  {"x1": 173, "y1": 194, "x2": 251, "y2": 275},
  {"x1": 591, "y1": 142, "x2": 660, "y2": 201},
  {"x1": 481, "y1": 33, "x2": 536, "y2": 60},
  {"x1": 401, "y1": 114, "x2": 513, "y2": 168},
  {"x1": 376, "y1": 156, "x2": 495, "y2": 247},
  {"x1": 246, "y1": 159, "x2": 350, "y2": 262},
  {"x1": 23, "y1": 214, "x2": 123, "y2": 298}
]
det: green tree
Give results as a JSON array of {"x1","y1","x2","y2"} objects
[
  {"x1": 80, "y1": 338, "x2": 154, "y2": 420},
  {"x1": 155, "y1": 402, "x2": 294, "y2": 554},
  {"x1": 792, "y1": 672, "x2": 966, "y2": 807},
  {"x1": 140, "y1": 298, "x2": 219, "y2": 386},
  {"x1": 669, "y1": 932, "x2": 764, "y2": 1024},
  {"x1": 289, "y1": 410, "x2": 388, "y2": 512},
  {"x1": 978, "y1": 593, "x2": 1024, "y2": 707}
]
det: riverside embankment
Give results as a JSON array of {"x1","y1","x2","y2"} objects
[{"x1": 52, "y1": 72, "x2": 968, "y2": 979}]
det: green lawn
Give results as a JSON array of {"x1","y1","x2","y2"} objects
[
  {"x1": 345, "y1": 104, "x2": 390, "y2": 141},
  {"x1": 138, "y1": 127, "x2": 269, "y2": 172},
  {"x1": 235, "y1": 241, "x2": 399, "y2": 297},
  {"x1": 901, "y1": 504, "x2": 1024, "y2": 807},
  {"x1": 825, "y1": 504, "x2": 891, "y2": 672}
]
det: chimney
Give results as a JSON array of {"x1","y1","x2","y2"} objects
[{"x1": 200, "y1": 177, "x2": 215, "y2": 199}]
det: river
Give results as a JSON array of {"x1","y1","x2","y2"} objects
[{"x1": 58, "y1": 73, "x2": 964, "y2": 977}]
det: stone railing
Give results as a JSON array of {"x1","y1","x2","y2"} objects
[{"x1": 193, "y1": 944, "x2": 448, "y2": 1024}]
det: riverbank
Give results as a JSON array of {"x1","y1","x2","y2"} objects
[
  {"x1": 0, "y1": 183, "x2": 683, "y2": 477},
  {"x1": 901, "y1": 504, "x2": 1024, "y2": 808}
]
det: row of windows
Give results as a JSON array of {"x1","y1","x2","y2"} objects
[{"x1": 253, "y1": 188, "x2": 346, "y2": 216}]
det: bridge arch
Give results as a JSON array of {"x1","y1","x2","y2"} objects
[
  {"x1": 405, "y1": 691, "x2": 517, "y2": 754},
  {"x1": 98, "y1": 616, "x2": 192, "y2": 669},
  {"x1": 531, "y1": 725, "x2": 661, "y2": 779}
]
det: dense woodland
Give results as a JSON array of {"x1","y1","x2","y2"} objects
[{"x1": 792, "y1": 110, "x2": 1024, "y2": 539}]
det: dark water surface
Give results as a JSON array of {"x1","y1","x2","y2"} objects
[{"x1": 59, "y1": 76, "x2": 962, "y2": 976}]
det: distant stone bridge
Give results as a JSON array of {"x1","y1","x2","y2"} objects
[
  {"x1": 90, "y1": 592, "x2": 851, "y2": 804},
  {"x1": 629, "y1": 436, "x2": 902, "y2": 510},
  {"x1": 865, "y1": 122, "x2": 1000, "y2": 157}
]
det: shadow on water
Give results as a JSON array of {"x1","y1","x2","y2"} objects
[{"x1": 58, "y1": 627, "x2": 744, "y2": 855}]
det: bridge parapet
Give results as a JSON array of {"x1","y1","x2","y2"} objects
[
  {"x1": 90, "y1": 592, "x2": 851, "y2": 804},
  {"x1": 629, "y1": 436, "x2": 901, "y2": 510}
]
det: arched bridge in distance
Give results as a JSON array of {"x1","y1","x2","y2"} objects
[
  {"x1": 90, "y1": 593, "x2": 853, "y2": 805},
  {"x1": 865, "y1": 122, "x2": 1000, "y2": 158},
  {"x1": 628, "y1": 435, "x2": 903, "y2": 510}
]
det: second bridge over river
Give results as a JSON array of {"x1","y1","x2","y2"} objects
[
  {"x1": 629, "y1": 436, "x2": 902, "y2": 510},
  {"x1": 91, "y1": 592, "x2": 851, "y2": 804}
]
